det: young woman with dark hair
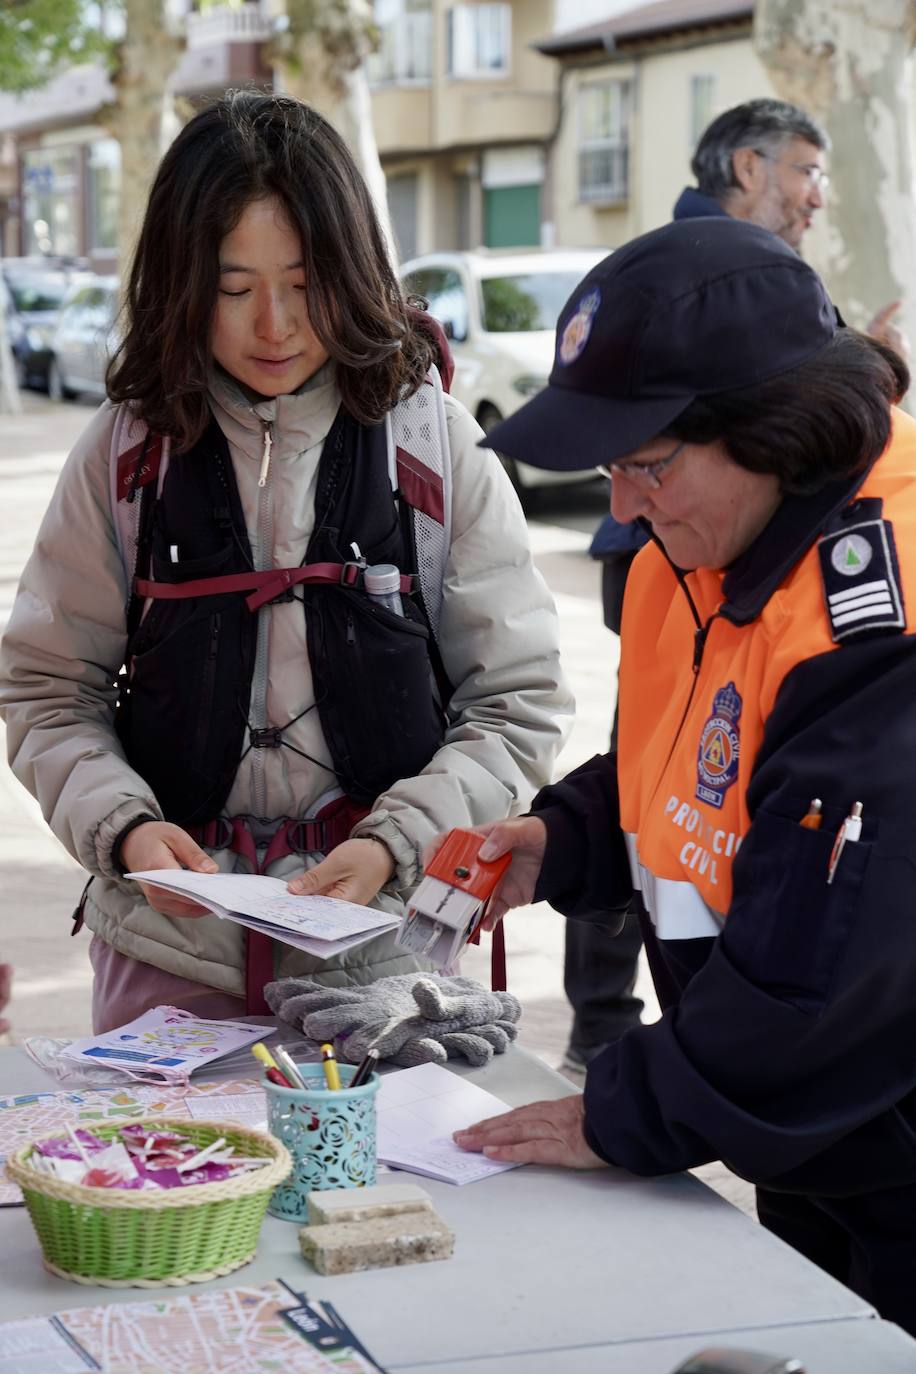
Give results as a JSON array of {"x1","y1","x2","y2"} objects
[
  {"x1": 0, "y1": 93, "x2": 572, "y2": 1032},
  {"x1": 107, "y1": 97, "x2": 429, "y2": 446}
]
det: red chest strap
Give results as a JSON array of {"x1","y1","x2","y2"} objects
[{"x1": 134, "y1": 563, "x2": 414, "y2": 613}]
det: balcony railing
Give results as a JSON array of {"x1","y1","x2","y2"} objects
[
  {"x1": 578, "y1": 145, "x2": 629, "y2": 204},
  {"x1": 186, "y1": 3, "x2": 272, "y2": 51}
]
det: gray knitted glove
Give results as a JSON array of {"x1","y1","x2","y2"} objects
[{"x1": 264, "y1": 973, "x2": 522, "y2": 1068}]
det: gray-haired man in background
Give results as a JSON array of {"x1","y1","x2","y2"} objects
[{"x1": 674, "y1": 97, "x2": 906, "y2": 350}]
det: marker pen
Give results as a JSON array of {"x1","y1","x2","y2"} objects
[
  {"x1": 349, "y1": 1048, "x2": 379, "y2": 1089},
  {"x1": 320, "y1": 1042, "x2": 342, "y2": 1092}
]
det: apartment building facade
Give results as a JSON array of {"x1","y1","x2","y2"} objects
[
  {"x1": 0, "y1": 0, "x2": 789, "y2": 268},
  {"x1": 534, "y1": 0, "x2": 778, "y2": 251},
  {"x1": 0, "y1": 1, "x2": 563, "y2": 266},
  {"x1": 367, "y1": 0, "x2": 557, "y2": 259}
]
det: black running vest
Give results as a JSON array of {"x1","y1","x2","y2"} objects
[{"x1": 114, "y1": 409, "x2": 446, "y2": 825}]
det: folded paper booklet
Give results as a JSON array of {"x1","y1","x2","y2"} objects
[{"x1": 127, "y1": 870, "x2": 399, "y2": 958}]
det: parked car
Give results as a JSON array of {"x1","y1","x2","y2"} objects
[
  {"x1": 1, "y1": 256, "x2": 85, "y2": 391},
  {"x1": 399, "y1": 247, "x2": 607, "y2": 499},
  {"x1": 48, "y1": 275, "x2": 120, "y2": 402}
]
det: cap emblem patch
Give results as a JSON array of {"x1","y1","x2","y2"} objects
[{"x1": 558, "y1": 288, "x2": 601, "y2": 366}]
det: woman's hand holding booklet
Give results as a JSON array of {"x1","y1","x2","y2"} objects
[{"x1": 125, "y1": 870, "x2": 399, "y2": 958}]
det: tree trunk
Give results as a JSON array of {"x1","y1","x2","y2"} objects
[
  {"x1": 754, "y1": 0, "x2": 916, "y2": 354},
  {"x1": 272, "y1": 0, "x2": 396, "y2": 263},
  {"x1": 100, "y1": 0, "x2": 184, "y2": 277}
]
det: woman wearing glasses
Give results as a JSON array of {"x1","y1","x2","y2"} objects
[{"x1": 432, "y1": 217, "x2": 916, "y2": 1333}]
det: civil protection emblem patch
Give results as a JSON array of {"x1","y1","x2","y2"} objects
[
  {"x1": 695, "y1": 681, "x2": 742, "y2": 810},
  {"x1": 558, "y1": 288, "x2": 601, "y2": 365},
  {"x1": 817, "y1": 515, "x2": 905, "y2": 642}
]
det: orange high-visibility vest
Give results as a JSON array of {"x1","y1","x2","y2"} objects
[{"x1": 616, "y1": 409, "x2": 916, "y2": 939}]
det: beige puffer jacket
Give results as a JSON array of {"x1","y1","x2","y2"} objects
[{"x1": 0, "y1": 366, "x2": 572, "y2": 994}]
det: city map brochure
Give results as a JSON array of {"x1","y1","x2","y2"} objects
[{"x1": 0, "y1": 1281, "x2": 386, "y2": 1374}]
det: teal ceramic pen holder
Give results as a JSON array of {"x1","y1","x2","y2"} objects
[{"x1": 264, "y1": 1063, "x2": 380, "y2": 1223}]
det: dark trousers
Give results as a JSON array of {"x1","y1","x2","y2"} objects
[
  {"x1": 757, "y1": 1183, "x2": 916, "y2": 1334},
  {"x1": 564, "y1": 910, "x2": 644, "y2": 1051},
  {"x1": 564, "y1": 550, "x2": 645, "y2": 1053}
]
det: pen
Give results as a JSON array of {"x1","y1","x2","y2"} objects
[
  {"x1": 799, "y1": 798, "x2": 822, "y2": 830},
  {"x1": 320, "y1": 1042, "x2": 342, "y2": 1091},
  {"x1": 251, "y1": 1041, "x2": 293, "y2": 1089},
  {"x1": 266, "y1": 1067, "x2": 294, "y2": 1089},
  {"x1": 826, "y1": 801, "x2": 863, "y2": 885},
  {"x1": 349, "y1": 1047, "x2": 379, "y2": 1089},
  {"x1": 272, "y1": 1044, "x2": 307, "y2": 1091}
]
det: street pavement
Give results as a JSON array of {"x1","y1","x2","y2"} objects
[{"x1": 0, "y1": 391, "x2": 753, "y2": 1215}]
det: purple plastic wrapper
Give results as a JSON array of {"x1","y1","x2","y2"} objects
[
  {"x1": 179, "y1": 1162, "x2": 233, "y2": 1186},
  {"x1": 32, "y1": 1123, "x2": 259, "y2": 1190},
  {"x1": 35, "y1": 1128, "x2": 106, "y2": 1159},
  {"x1": 132, "y1": 1160, "x2": 234, "y2": 1188},
  {"x1": 82, "y1": 1166, "x2": 147, "y2": 1190}
]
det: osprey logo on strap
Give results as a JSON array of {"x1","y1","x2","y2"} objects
[{"x1": 818, "y1": 516, "x2": 906, "y2": 641}]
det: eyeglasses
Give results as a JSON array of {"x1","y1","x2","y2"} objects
[
  {"x1": 754, "y1": 150, "x2": 830, "y2": 191},
  {"x1": 596, "y1": 440, "x2": 686, "y2": 491}
]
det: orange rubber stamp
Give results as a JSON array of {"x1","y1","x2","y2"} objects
[{"x1": 396, "y1": 828, "x2": 511, "y2": 967}]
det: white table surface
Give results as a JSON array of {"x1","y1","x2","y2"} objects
[
  {"x1": 0, "y1": 1034, "x2": 881, "y2": 1371},
  {"x1": 396, "y1": 1319, "x2": 916, "y2": 1374}
]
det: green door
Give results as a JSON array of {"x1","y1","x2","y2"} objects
[{"x1": 483, "y1": 184, "x2": 540, "y2": 248}]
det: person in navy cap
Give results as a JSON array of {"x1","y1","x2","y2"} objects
[
  {"x1": 436, "y1": 217, "x2": 916, "y2": 1332},
  {"x1": 566, "y1": 93, "x2": 906, "y2": 1081}
]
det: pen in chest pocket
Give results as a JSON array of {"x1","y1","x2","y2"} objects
[{"x1": 826, "y1": 801, "x2": 863, "y2": 885}]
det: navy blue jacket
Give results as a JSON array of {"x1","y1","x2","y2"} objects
[{"x1": 533, "y1": 444, "x2": 916, "y2": 1198}]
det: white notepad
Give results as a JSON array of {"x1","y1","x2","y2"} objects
[
  {"x1": 126, "y1": 870, "x2": 399, "y2": 958},
  {"x1": 376, "y1": 1062, "x2": 520, "y2": 1185}
]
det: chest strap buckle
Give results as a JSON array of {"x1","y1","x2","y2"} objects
[{"x1": 250, "y1": 727, "x2": 283, "y2": 749}]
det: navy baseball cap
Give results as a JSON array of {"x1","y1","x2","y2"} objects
[{"x1": 483, "y1": 218, "x2": 838, "y2": 471}]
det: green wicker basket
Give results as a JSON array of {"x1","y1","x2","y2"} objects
[{"x1": 6, "y1": 1116, "x2": 291, "y2": 1288}]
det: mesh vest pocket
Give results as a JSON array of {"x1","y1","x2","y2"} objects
[{"x1": 306, "y1": 586, "x2": 444, "y2": 805}]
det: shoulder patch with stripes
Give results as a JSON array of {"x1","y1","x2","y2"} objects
[{"x1": 817, "y1": 516, "x2": 906, "y2": 642}]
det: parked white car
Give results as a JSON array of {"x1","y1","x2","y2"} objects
[
  {"x1": 48, "y1": 274, "x2": 120, "y2": 402},
  {"x1": 399, "y1": 247, "x2": 607, "y2": 498}
]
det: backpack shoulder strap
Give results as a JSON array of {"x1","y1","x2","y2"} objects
[
  {"x1": 109, "y1": 404, "x2": 171, "y2": 634},
  {"x1": 389, "y1": 365, "x2": 452, "y2": 642}
]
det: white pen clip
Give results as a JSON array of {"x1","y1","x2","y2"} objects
[{"x1": 826, "y1": 801, "x2": 863, "y2": 885}]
